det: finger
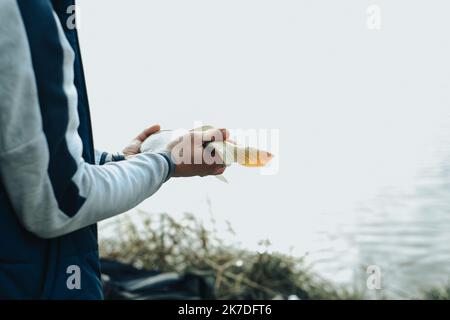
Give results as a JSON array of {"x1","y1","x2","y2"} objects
[
  {"x1": 211, "y1": 166, "x2": 226, "y2": 175},
  {"x1": 207, "y1": 163, "x2": 226, "y2": 172},
  {"x1": 203, "y1": 128, "x2": 229, "y2": 142},
  {"x1": 135, "y1": 124, "x2": 161, "y2": 142}
]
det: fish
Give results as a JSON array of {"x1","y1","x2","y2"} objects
[{"x1": 140, "y1": 125, "x2": 274, "y2": 182}]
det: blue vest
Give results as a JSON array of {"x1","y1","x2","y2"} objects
[{"x1": 0, "y1": 0, "x2": 103, "y2": 299}]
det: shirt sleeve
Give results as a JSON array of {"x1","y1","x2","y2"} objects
[
  {"x1": 0, "y1": 0, "x2": 172, "y2": 239},
  {"x1": 95, "y1": 150, "x2": 126, "y2": 165}
]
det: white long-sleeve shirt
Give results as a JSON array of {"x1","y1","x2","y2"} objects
[{"x1": 0, "y1": 0, "x2": 173, "y2": 239}]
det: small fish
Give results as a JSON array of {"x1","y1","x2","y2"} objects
[
  {"x1": 140, "y1": 125, "x2": 274, "y2": 182},
  {"x1": 208, "y1": 141, "x2": 273, "y2": 168}
]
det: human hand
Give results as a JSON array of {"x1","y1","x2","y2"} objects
[
  {"x1": 122, "y1": 124, "x2": 161, "y2": 158},
  {"x1": 169, "y1": 128, "x2": 230, "y2": 177}
]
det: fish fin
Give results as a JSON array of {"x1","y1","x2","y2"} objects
[{"x1": 215, "y1": 175, "x2": 229, "y2": 184}]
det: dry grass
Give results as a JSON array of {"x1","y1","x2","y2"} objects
[{"x1": 100, "y1": 212, "x2": 360, "y2": 300}]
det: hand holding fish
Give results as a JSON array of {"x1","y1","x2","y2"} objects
[
  {"x1": 140, "y1": 125, "x2": 274, "y2": 182},
  {"x1": 169, "y1": 128, "x2": 230, "y2": 178}
]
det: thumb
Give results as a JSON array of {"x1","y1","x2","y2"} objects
[{"x1": 135, "y1": 124, "x2": 161, "y2": 142}]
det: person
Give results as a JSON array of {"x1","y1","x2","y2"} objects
[{"x1": 0, "y1": 0, "x2": 227, "y2": 299}]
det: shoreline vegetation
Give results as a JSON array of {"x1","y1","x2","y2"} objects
[{"x1": 100, "y1": 212, "x2": 449, "y2": 300}]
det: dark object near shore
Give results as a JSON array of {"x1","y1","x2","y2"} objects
[{"x1": 101, "y1": 259, "x2": 215, "y2": 300}]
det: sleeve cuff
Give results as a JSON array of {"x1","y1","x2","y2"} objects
[
  {"x1": 99, "y1": 152, "x2": 126, "y2": 165},
  {"x1": 158, "y1": 151, "x2": 176, "y2": 181}
]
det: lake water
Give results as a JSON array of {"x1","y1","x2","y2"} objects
[
  {"x1": 99, "y1": 123, "x2": 450, "y2": 299},
  {"x1": 306, "y1": 129, "x2": 450, "y2": 299},
  {"x1": 101, "y1": 142, "x2": 450, "y2": 300}
]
